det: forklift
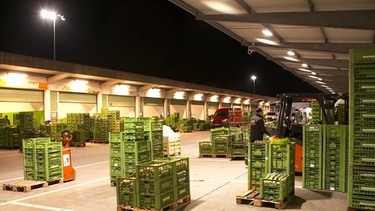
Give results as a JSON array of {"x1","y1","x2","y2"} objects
[{"x1": 274, "y1": 93, "x2": 347, "y2": 173}]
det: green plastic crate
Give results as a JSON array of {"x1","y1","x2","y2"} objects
[
  {"x1": 199, "y1": 142, "x2": 213, "y2": 154},
  {"x1": 136, "y1": 161, "x2": 173, "y2": 180},
  {"x1": 116, "y1": 176, "x2": 137, "y2": 206},
  {"x1": 138, "y1": 176, "x2": 174, "y2": 195},
  {"x1": 260, "y1": 174, "x2": 289, "y2": 200},
  {"x1": 138, "y1": 190, "x2": 174, "y2": 209}
]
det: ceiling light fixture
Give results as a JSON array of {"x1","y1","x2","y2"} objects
[
  {"x1": 256, "y1": 38, "x2": 279, "y2": 46},
  {"x1": 284, "y1": 56, "x2": 299, "y2": 62},
  {"x1": 298, "y1": 68, "x2": 310, "y2": 72},
  {"x1": 262, "y1": 28, "x2": 273, "y2": 37},
  {"x1": 301, "y1": 63, "x2": 308, "y2": 68},
  {"x1": 287, "y1": 51, "x2": 295, "y2": 56}
]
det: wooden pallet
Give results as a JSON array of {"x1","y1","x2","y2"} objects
[
  {"x1": 3, "y1": 180, "x2": 48, "y2": 192},
  {"x1": 230, "y1": 155, "x2": 245, "y2": 160},
  {"x1": 117, "y1": 194, "x2": 191, "y2": 211},
  {"x1": 199, "y1": 154, "x2": 230, "y2": 158},
  {"x1": 236, "y1": 190, "x2": 260, "y2": 205},
  {"x1": 47, "y1": 178, "x2": 64, "y2": 185},
  {"x1": 347, "y1": 207, "x2": 375, "y2": 211},
  {"x1": 253, "y1": 191, "x2": 294, "y2": 209}
]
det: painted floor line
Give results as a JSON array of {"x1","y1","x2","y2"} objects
[
  {"x1": 11, "y1": 201, "x2": 75, "y2": 211},
  {"x1": 0, "y1": 177, "x2": 24, "y2": 183},
  {"x1": 0, "y1": 177, "x2": 109, "y2": 207},
  {"x1": 0, "y1": 161, "x2": 108, "y2": 183},
  {"x1": 74, "y1": 160, "x2": 109, "y2": 169}
]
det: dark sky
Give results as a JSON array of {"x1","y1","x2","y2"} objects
[{"x1": 0, "y1": 0, "x2": 320, "y2": 97}]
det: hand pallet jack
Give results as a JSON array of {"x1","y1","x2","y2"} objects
[{"x1": 61, "y1": 131, "x2": 76, "y2": 182}]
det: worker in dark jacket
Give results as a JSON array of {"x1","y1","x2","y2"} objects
[{"x1": 250, "y1": 108, "x2": 270, "y2": 142}]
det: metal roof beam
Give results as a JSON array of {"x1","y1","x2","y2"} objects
[
  {"x1": 100, "y1": 79, "x2": 122, "y2": 89},
  {"x1": 276, "y1": 58, "x2": 349, "y2": 68},
  {"x1": 310, "y1": 69, "x2": 348, "y2": 76},
  {"x1": 168, "y1": 0, "x2": 199, "y2": 16},
  {"x1": 196, "y1": 10, "x2": 375, "y2": 29},
  {"x1": 246, "y1": 42, "x2": 375, "y2": 54},
  {"x1": 47, "y1": 73, "x2": 72, "y2": 84}
]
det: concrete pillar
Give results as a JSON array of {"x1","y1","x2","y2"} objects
[{"x1": 44, "y1": 90, "x2": 51, "y2": 121}]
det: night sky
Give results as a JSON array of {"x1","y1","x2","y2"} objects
[{"x1": 0, "y1": 0, "x2": 320, "y2": 97}]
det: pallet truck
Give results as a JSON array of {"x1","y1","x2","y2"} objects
[{"x1": 61, "y1": 131, "x2": 76, "y2": 182}]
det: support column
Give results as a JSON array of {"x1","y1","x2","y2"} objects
[
  {"x1": 164, "y1": 98, "x2": 169, "y2": 118},
  {"x1": 135, "y1": 96, "x2": 141, "y2": 117},
  {"x1": 44, "y1": 90, "x2": 51, "y2": 121},
  {"x1": 97, "y1": 92, "x2": 103, "y2": 113}
]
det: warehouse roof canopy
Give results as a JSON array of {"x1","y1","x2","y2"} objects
[
  {"x1": 0, "y1": 51, "x2": 277, "y2": 103},
  {"x1": 169, "y1": 0, "x2": 375, "y2": 94}
]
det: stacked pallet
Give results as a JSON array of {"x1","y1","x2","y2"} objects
[
  {"x1": 302, "y1": 125, "x2": 348, "y2": 192},
  {"x1": 348, "y1": 48, "x2": 375, "y2": 210},
  {"x1": 302, "y1": 125, "x2": 324, "y2": 189},
  {"x1": 50, "y1": 122, "x2": 68, "y2": 142},
  {"x1": 229, "y1": 127, "x2": 246, "y2": 159},
  {"x1": 323, "y1": 125, "x2": 347, "y2": 192},
  {"x1": 0, "y1": 126, "x2": 18, "y2": 149},
  {"x1": 163, "y1": 125, "x2": 181, "y2": 157},
  {"x1": 16, "y1": 112, "x2": 37, "y2": 148},
  {"x1": 247, "y1": 141, "x2": 269, "y2": 191},
  {"x1": 66, "y1": 113, "x2": 91, "y2": 143},
  {"x1": 143, "y1": 119, "x2": 164, "y2": 160},
  {"x1": 109, "y1": 121, "x2": 151, "y2": 185},
  {"x1": 22, "y1": 137, "x2": 63, "y2": 182},
  {"x1": 241, "y1": 140, "x2": 295, "y2": 208},
  {"x1": 116, "y1": 156, "x2": 190, "y2": 210}
]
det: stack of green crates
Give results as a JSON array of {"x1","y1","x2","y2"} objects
[
  {"x1": 0, "y1": 126, "x2": 18, "y2": 149},
  {"x1": 323, "y1": 125, "x2": 347, "y2": 192},
  {"x1": 22, "y1": 137, "x2": 63, "y2": 181},
  {"x1": 70, "y1": 130, "x2": 86, "y2": 146},
  {"x1": 109, "y1": 120, "x2": 152, "y2": 184},
  {"x1": 155, "y1": 156, "x2": 190, "y2": 201},
  {"x1": 302, "y1": 125, "x2": 323, "y2": 189},
  {"x1": 136, "y1": 161, "x2": 175, "y2": 209},
  {"x1": 109, "y1": 132, "x2": 124, "y2": 183},
  {"x1": 123, "y1": 140, "x2": 150, "y2": 177},
  {"x1": 211, "y1": 127, "x2": 232, "y2": 155},
  {"x1": 143, "y1": 119, "x2": 164, "y2": 160},
  {"x1": 67, "y1": 113, "x2": 90, "y2": 141},
  {"x1": 229, "y1": 129, "x2": 246, "y2": 158},
  {"x1": 260, "y1": 172, "x2": 289, "y2": 200},
  {"x1": 311, "y1": 101, "x2": 322, "y2": 123},
  {"x1": 50, "y1": 122, "x2": 68, "y2": 142},
  {"x1": 116, "y1": 176, "x2": 138, "y2": 207},
  {"x1": 268, "y1": 142, "x2": 295, "y2": 195},
  {"x1": 212, "y1": 135, "x2": 230, "y2": 154},
  {"x1": 348, "y1": 48, "x2": 375, "y2": 210},
  {"x1": 248, "y1": 142, "x2": 268, "y2": 190},
  {"x1": 93, "y1": 117, "x2": 109, "y2": 142},
  {"x1": 337, "y1": 104, "x2": 346, "y2": 125},
  {"x1": 16, "y1": 112, "x2": 37, "y2": 145}
]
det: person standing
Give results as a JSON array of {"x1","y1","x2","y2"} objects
[
  {"x1": 250, "y1": 108, "x2": 270, "y2": 142},
  {"x1": 4, "y1": 115, "x2": 10, "y2": 126}
]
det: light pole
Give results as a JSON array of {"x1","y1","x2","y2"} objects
[
  {"x1": 251, "y1": 75, "x2": 257, "y2": 94},
  {"x1": 40, "y1": 9, "x2": 65, "y2": 60}
]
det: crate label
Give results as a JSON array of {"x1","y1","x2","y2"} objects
[
  {"x1": 63, "y1": 154, "x2": 71, "y2": 167},
  {"x1": 310, "y1": 164, "x2": 315, "y2": 168}
]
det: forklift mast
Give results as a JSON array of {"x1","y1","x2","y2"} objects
[{"x1": 275, "y1": 93, "x2": 336, "y2": 139}]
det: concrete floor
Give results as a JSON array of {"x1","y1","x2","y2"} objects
[{"x1": 0, "y1": 130, "x2": 347, "y2": 211}]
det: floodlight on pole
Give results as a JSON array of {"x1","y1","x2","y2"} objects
[
  {"x1": 251, "y1": 75, "x2": 257, "y2": 94},
  {"x1": 40, "y1": 9, "x2": 65, "y2": 60}
]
